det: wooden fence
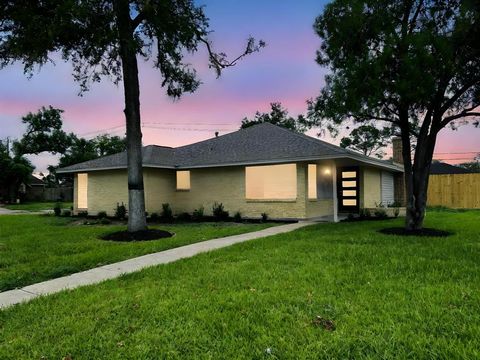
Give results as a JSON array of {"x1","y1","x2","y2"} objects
[{"x1": 427, "y1": 173, "x2": 480, "y2": 209}]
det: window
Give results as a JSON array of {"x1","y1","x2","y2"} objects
[
  {"x1": 77, "y1": 173, "x2": 88, "y2": 209},
  {"x1": 245, "y1": 164, "x2": 297, "y2": 199},
  {"x1": 318, "y1": 166, "x2": 333, "y2": 200},
  {"x1": 308, "y1": 164, "x2": 317, "y2": 199},
  {"x1": 176, "y1": 171, "x2": 190, "y2": 190}
]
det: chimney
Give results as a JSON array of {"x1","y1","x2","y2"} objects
[
  {"x1": 215, "y1": 131, "x2": 219, "y2": 138},
  {"x1": 392, "y1": 137, "x2": 403, "y2": 164}
]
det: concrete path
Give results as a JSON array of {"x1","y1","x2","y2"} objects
[
  {"x1": 0, "y1": 207, "x2": 25, "y2": 215},
  {"x1": 0, "y1": 221, "x2": 313, "y2": 309}
]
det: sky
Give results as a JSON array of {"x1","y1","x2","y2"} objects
[{"x1": 0, "y1": 0, "x2": 478, "y2": 173}]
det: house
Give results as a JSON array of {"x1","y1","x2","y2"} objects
[
  {"x1": 57, "y1": 123, "x2": 405, "y2": 220},
  {"x1": 430, "y1": 162, "x2": 473, "y2": 175}
]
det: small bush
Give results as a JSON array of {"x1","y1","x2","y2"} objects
[
  {"x1": 374, "y1": 208, "x2": 387, "y2": 219},
  {"x1": 393, "y1": 207, "x2": 400, "y2": 218},
  {"x1": 177, "y1": 212, "x2": 192, "y2": 221},
  {"x1": 150, "y1": 212, "x2": 160, "y2": 222},
  {"x1": 261, "y1": 212, "x2": 268, "y2": 222},
  {"x1": 62, "y1": 209, "x2": 72, "y2": 217},
  {"x1": 78, "y1": 210, "x2": 88, "y2": 218},
  {"x1": 161, "y1": 203, "x2": 173, "y2": 221},
  {"x1": 97, "y1": 211, "x2": 108, "y2": 219},
  {"x1": 387, "y1": 201, "x2": 402, "y2": 208},
  {"x1": 115, "y1": 202, "x2": 127, "y2": 220},
  {"x1": 233, "y1": 211, "x2": 242, "y2": 222},
  {"x1": 347, "y1": 213, "x2": 355, "y2": 221},
  {"x1": 53, "y1": 203, "x2": 61, "y2": 217},
  {"x1": 100, "y1": 218, "x2": 111, "y2": 225},
  {"x1": 192, "y1": 206, "x2": 205, "y2": 221},
  {"x1": 212, "y1": 202, "x2": 229, "y2": 221},
  {"x1": 359, "y1": 208, "x2": 372, "y2": 219}
]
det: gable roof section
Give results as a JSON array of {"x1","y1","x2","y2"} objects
[
  {"x1": 57, "y1": 123, "x2": 403, "y2": 173},
  {"x1": 430, "y1": 162, "x2": 472, "y2": 175}
]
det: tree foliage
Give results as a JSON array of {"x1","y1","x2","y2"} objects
[
  {"x1": 241, "y1": 102, "x2": 308, "y2": 133},
  {"x1": 13, "y1": 106, "x2": 74, "y2": 156},
  {"x1": 309, "y1": 0, "x2": 480, "y2": 230},
  {"x1": 0, "y1": 140, "x2": 34, "y2": 202},
  {"x1": 58, "y1": 134, "x2": 127, "y2": 168},
  {"x1": 340, "y1": 125, "x2": 392, "y2": 158}
]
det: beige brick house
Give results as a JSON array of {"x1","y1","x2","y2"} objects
[{"x1": 58, "y1": 123, "x2": 404, "y2": 220}]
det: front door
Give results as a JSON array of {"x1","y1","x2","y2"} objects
[{"x1": 338, "y1": 167, "x2": 359, "y2": 213}]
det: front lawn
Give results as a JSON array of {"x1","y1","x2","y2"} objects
[
  {"x1": 0, "y1": 215, "x2": 273, "y2": 291},
  {"x1": 3, "y1": 201, "x2": 72, "y2": 211},
  {"x1": 0, "y1": 210, "x2": 479, "y2": 359}
]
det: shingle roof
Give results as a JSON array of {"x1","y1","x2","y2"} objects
[
  {"x1": 57, "y1": 123, "x2": 403, "y2": 173},
  {"x1": 430, "y1": 162, "x2": 472, "y2": 175}
]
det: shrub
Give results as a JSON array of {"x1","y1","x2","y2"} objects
[
  {"x1": 393, "y1": 207, "x2": 400, "y2": 218},
  {"x1": 78, "y1": 210, "x2": 88, "y2": 218},
  {"x1": 97, "y1": 211, "x2": 108, "y2": 219},
  {"x1": 212, "y1": 202, "x2": 229, "y2": 221},
  {"x1": 100, "y1": 218, "x2": 111, "y2": 225},
  {"x1": 374, "y1": 208, "x2": 387, "y2": 219},
  {"x1": 150, "y1": 212, "x2": 160, "y2": 222},
  {"x1": 53, "y1": 203, "x2": 61, "y2": 216},
  {"x1": 347, "y1": 213, "x2": 355, "y2": 221},
  {"x1": 115, "y1": 202, "x2": 127, "y2": 220},
  {"x1": 233, "y1": 211, "x2": 242, "y2": 222},
  {"x1": 359, "y1": 208, "x2": 372, "y2": 219},
  {"x1": 161, "y1": 203, "x2": 173, "y2": 221},
  {"x1": 177, "y1": 212, "x2": 192, "y2": 221},
  {"x1": 192, "y1": 206, "x2": 205, "y2": 221},
  {"x1": 62, "y1": 209, "x2": 72, "y2": 217},
  {"x1": 261, "y1": 212, "x2": 268, "y2": 222},
  {"x1": 387, "y1": 201, "x2": 402, "y2": 208}
]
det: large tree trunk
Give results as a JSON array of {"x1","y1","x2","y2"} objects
[
  {"x1": 403, "y1": 123, "x2": 438, "y2": 231},
  {"x1": 115, "y1": 0, "x2": 147, "y2": 232}
]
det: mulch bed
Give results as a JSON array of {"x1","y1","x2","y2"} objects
[
  {"x1": 100, "y1": 229, "x2": 173, "y2": 242},
  {"x1": 379, "y1": 227, "x2": 453, "y2": 237}
]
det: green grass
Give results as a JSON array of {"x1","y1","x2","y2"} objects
[
  {"x1": 3, "y1": 201, "x2": 73, "y2": 211},
  {"x1": 1, "y1": 210, "x2": 479, "y2": 359},
  {"x1": 0, "y1": 215, "x2": 273, "y2": 291}
]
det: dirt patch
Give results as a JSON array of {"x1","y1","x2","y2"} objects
[
  {"x1": 100, "y1": 229, "x2": 173, "y2": 242},
  {"x1": 379, "y1": 227, "x2": 453, "y2": 237},
  {"x1": 312, "y1": 316, "x2": 336, "y2": 331}
]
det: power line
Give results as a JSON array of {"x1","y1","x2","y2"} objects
[{"x1": 142, "y1": 125, "x2": 237, "y2": 132}]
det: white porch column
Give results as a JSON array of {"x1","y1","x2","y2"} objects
[{"x1": 332, "y1": 161, "x2": 339, "y2": 222}]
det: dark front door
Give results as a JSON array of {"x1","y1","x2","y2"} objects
[{"x1": 338, "y1": 167, "x2": 360, "y2": 213}]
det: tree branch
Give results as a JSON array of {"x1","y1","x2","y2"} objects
[
  {"x1": 198, "y1": 36, "x2": 265, "y2": 77},
  {"x1": 131, "y1": 12, "x2": 145, "y2": 30},
  {"x1": 440, "y1": 111, "x2": 480, "y2": 128},
  {"x1": 439, "y1": 77, "x2": 480, "y2": 114}
]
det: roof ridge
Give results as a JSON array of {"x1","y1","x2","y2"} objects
[{"x1": 261, "y1": 122, "x2": 348, "y2": 154}]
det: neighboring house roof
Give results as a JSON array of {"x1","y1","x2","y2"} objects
[
  {"x1": 57, "y1": 123, "x2": 403, "y2": 173},
  {"x1": 28, "y1": 174, "x2": 45, "y2": 187},
  {"x1": 430, "y1": 162, "x2": 472, "y2": 175}
]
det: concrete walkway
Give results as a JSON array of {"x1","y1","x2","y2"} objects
[
  {"x1": 0, "y1": 207, "x2": 26, "y2": 215},
  {"x1": 0, "y1": 221, "x2": 313, "y2": 309}
]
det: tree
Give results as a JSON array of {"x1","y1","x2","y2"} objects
[
  {"x1": 340, "y1": 125, "x2": 392, "y2": 159},
  {"x1": 58, "y1": 134, "x2": 127, "y2": 168},
  {"x1": 1, "y1": 1, "x2": 263, "y2": 232},
  {"x1": 459, "y1": 155, "x2": 480, "y2": 173},
  {"x1": 241, "y1": 102, "x2": 308, "y2": 133},
  {"x1": 0, "y1": 140, "x2": 34, "y2": 202},
  {"x1": 309, "y1": 0, "x2": 480, "y2": 230},
  {"x1": 13, "y1": 106, "x2": 74, "y2": 156}
]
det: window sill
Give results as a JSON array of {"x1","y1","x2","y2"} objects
[
  {"x1": 176, "y1": 189, "x2": 190, "y2": 192},
  {"x1": 246, "y1": 199, "x2": 297, "y2": 203}
]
